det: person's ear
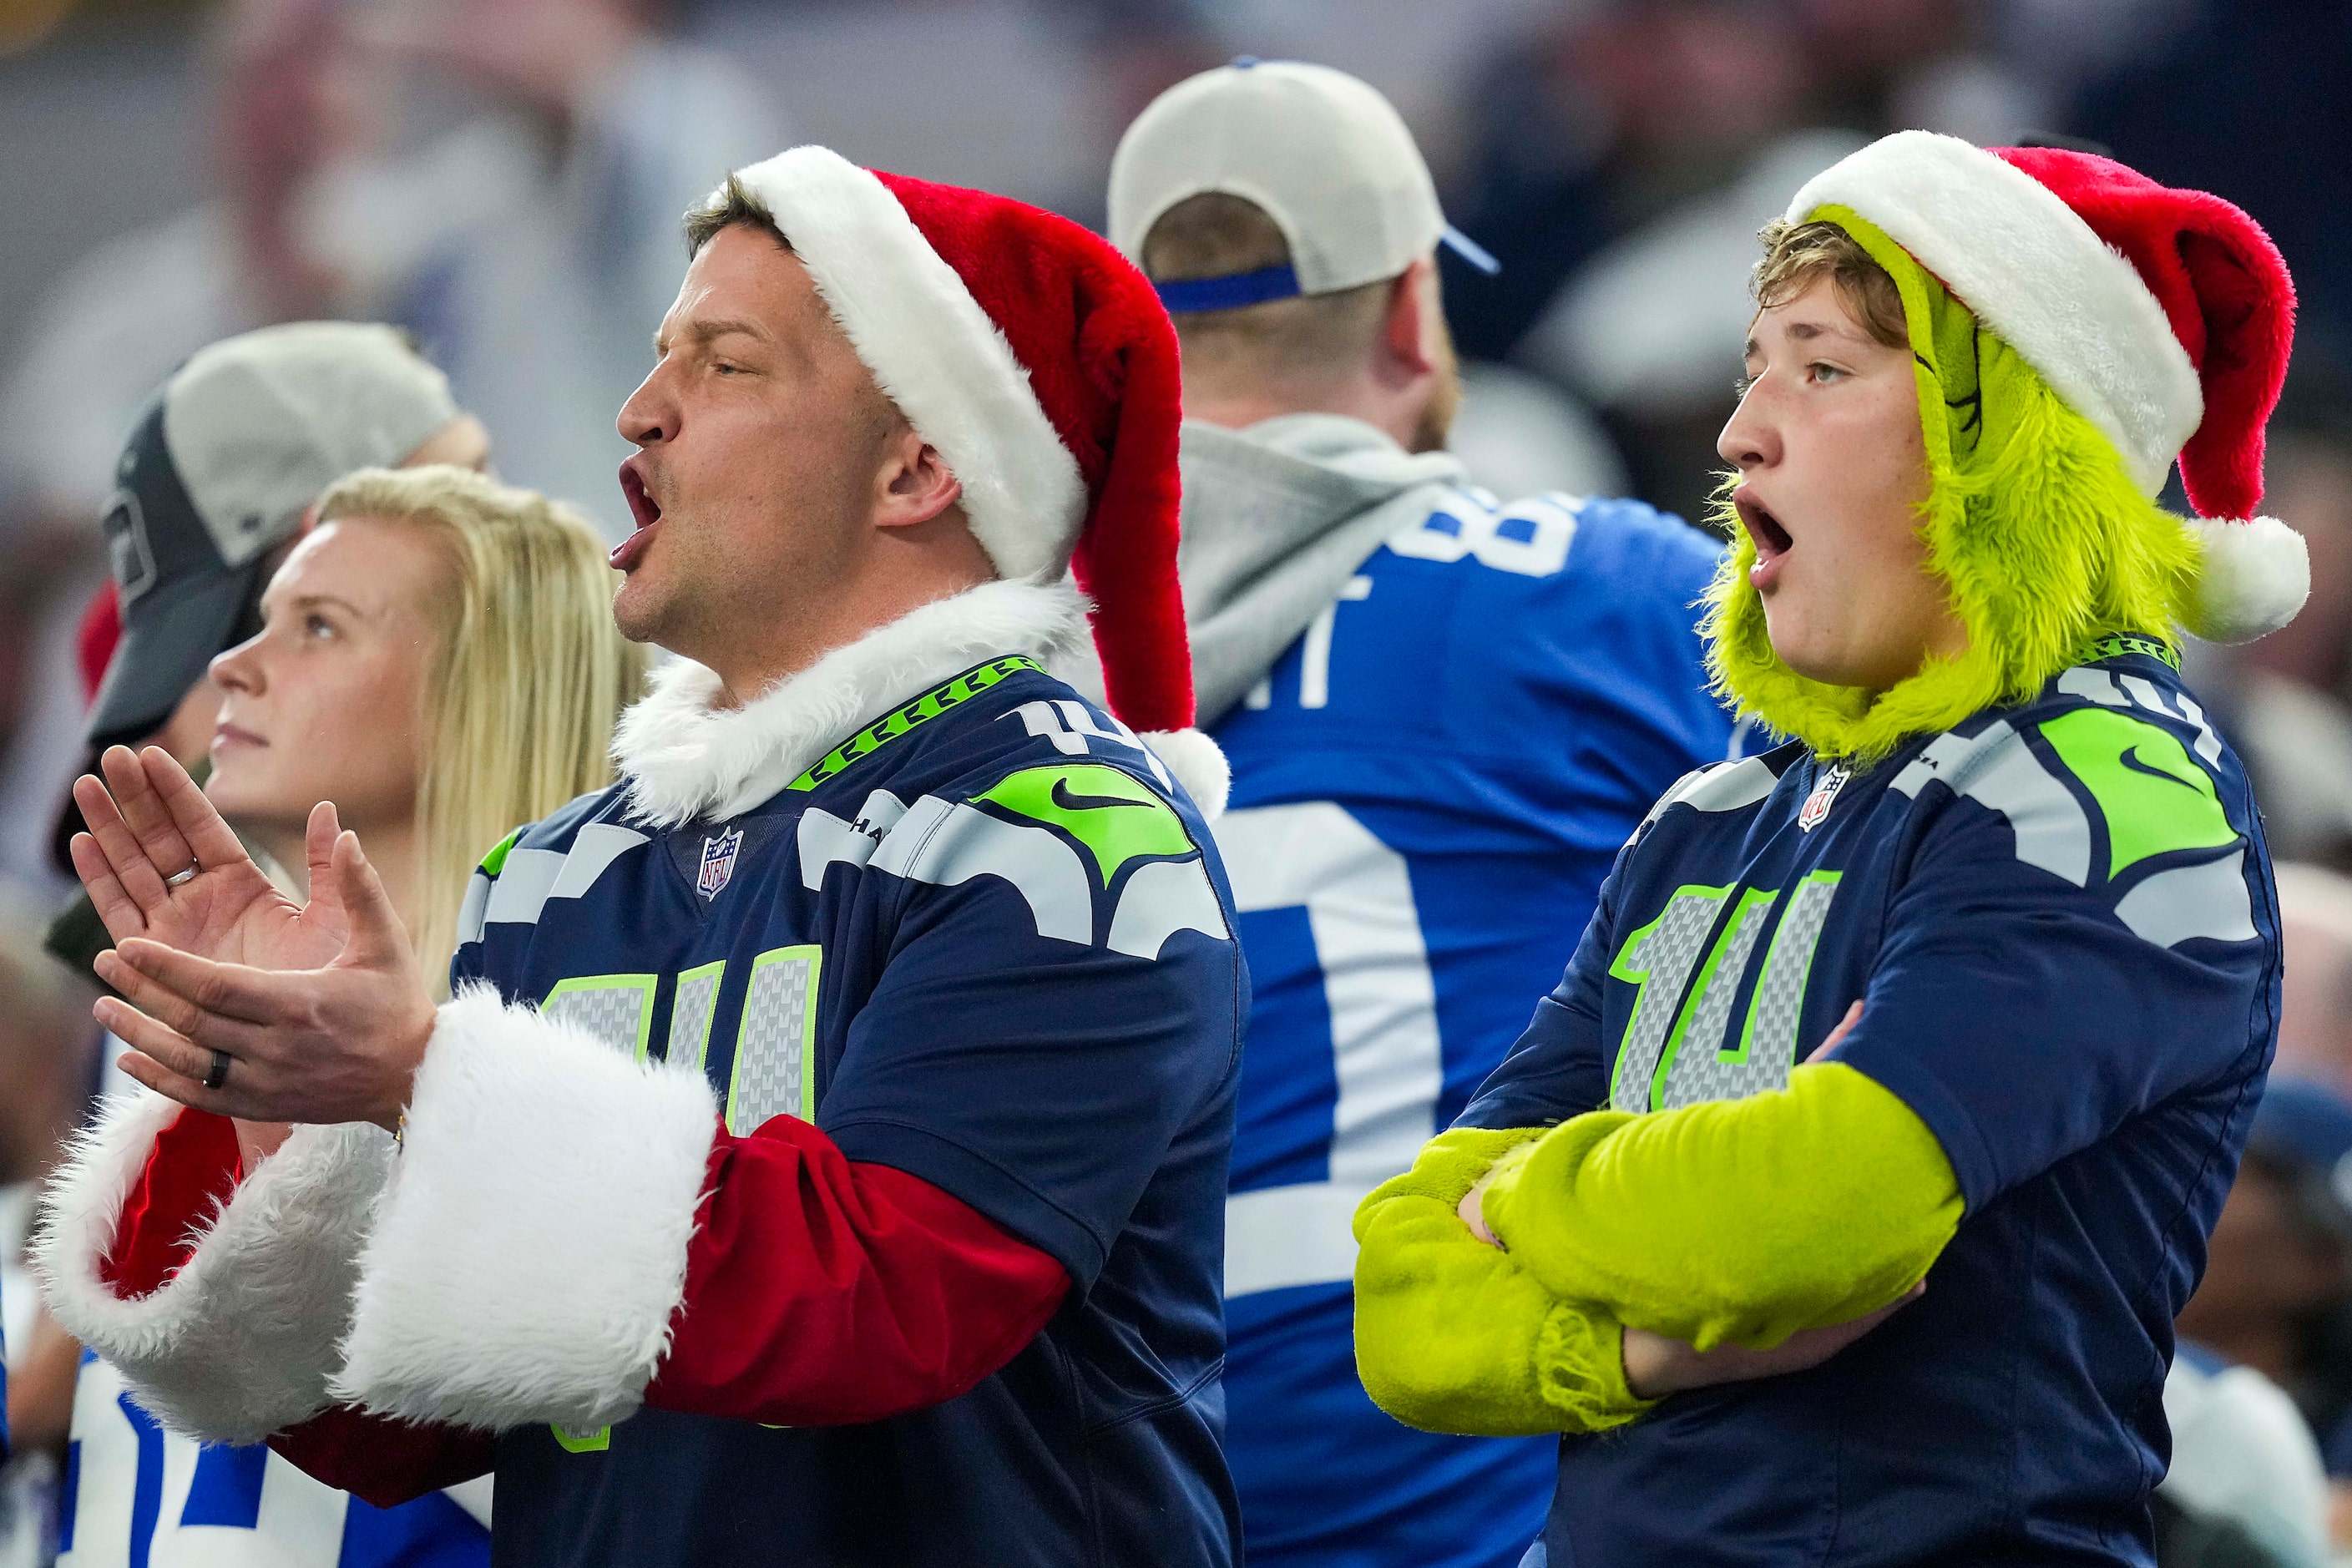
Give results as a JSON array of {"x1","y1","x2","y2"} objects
[
  {"x1": 873, "y1": 423, "x2": 964, "y2": 531},
  {"x1": 1380, "y1": 256, "x2": 1441, "y2": 381}
]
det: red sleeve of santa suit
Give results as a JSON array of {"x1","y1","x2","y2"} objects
[
  {"x1": 646, "y1": 1115, "x2": 1068, "y2": 1426},
  {"x1": 267, "y1": 1407, "x2": 497, "y2": 1510},
  {"x1": 32, "y1": 1092, "x2": 396, "y2": 1444},
  {"x1": 331, "y1": 985, "x2": 1068, "y2": 1433}
]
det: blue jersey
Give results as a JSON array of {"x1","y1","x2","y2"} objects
[
  {"x1": 1462, "y1": 639, "x2": 2280, "y2": 1565},
  {"x1": 60, "y1": 1355, "x2": 488, "y2": 1567},
  {"x1": 452, "y1": 656, "x2": 1242, "y2": 1568},
  {"x1": 1208, "y1": 490, "x2": 1735, "y2": 1567}
]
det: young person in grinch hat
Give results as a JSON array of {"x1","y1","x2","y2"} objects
[
  {"x1": 1354, "y1": 130, "x2": 2304, "y2": 1565},
  {"x1": 36, "y1": 148, "x2": 1246, "y2": 1568}
]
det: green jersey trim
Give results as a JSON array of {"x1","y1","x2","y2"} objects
[
  {"x1": 787, "y1": 655, "x2": 1044, "y2": 793},
  {"x1": 550, "y1": 1423, "x2": 611, "y2": 1454},
  {"x1": 2083, "y1": 632, "x2": 2180, "y2": 670}
]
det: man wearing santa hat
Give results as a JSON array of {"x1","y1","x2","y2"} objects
[
  {"x1": 1357, "y1": 133, "x2": 2303, "y2": 1564},
  {"x1": 37, "y1": 149, "x2": 1246, "y2": 1567}
]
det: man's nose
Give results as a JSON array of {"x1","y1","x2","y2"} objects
[{"x1": 617, "y1": 368, "x2": 673, "y2": 448}]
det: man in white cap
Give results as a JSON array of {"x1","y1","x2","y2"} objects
[{"x1": 1108, "y1": 58, "x2": 1738, "y2": 1568}]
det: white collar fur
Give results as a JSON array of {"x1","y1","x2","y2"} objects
[{"x1": 615, "y1": 578, "x2": 1090, "y2": 827}]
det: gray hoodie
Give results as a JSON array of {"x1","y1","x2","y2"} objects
[{"x1": 1167, "y1": 414, "x2": 1475, "y2": 727}]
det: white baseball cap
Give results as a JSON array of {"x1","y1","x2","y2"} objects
[{"x1": 1108, "y1": 57, "x2": 1498, "y2": 313}]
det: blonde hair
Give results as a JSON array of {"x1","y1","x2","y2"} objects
[
  {"x1": 1749, "y1": 218, "x2": 1908, "y2": 351},
  {"x1": 311, "y1": 466, "x2": 647, "y2": 989}
]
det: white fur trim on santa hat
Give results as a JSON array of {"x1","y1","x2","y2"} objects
[
  {"x1": 2185, "y1": 515, "x2": 2310, "y2": 645},
  {"x1": 729, "y1": 146, "x2": 1088, "y2": 580},
  {"x1": 1141, "y1": 728, "x2": 1230, "y2": 820},
  {"x1": 615, "y1": 578, "x2": 1091, "y2": 827},
  {"x1": 33, "y1": 1093, "x2": 393, "y2": 1444},
  {"x1": 333, "y1": 985, "x2": 719, "y2": 1430},
  {"x1": 1786, "y1": 130, "x2": 2203, "y2": 499}
]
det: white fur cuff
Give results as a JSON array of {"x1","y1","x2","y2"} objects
[
  {"x1": 334, "y1": 985, "x2": 721, "y2": 1431},
  {"x1": 1786, "y1": 130, "x2": 2203, "y2": 499},
  {"x1": 33, "y1": 1094, "x2": 394, "y2": 1444}
]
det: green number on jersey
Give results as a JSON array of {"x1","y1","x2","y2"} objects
[{"x1": 1608, "y1": 873, "x2": 1845, "y2": 1112}]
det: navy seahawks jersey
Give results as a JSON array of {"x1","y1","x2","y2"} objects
[
  {"x1": 1207, "y1": 491, "x2": 1736, "y2": 1567},
  {"x1": 1461, "y1": 638, "x2": 2281, "y2": 1566},
  {"x1": 449, "y1": 656, "x2": 1243, "y2": 1568}
]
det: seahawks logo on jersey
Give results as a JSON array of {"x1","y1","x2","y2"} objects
[{"x1": 801, "y1": 761, "x2": 1228, "y2": 960}]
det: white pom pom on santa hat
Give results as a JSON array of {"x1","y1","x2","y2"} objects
[
  {"x1": 2186, "y1": 515, "x2": 2311, "y2": 646},
  {"x1": 1786, "y1": 131, "x2": 2309, "y2": 644},
  {"x1": 1141, "y1": 727, "x2": 1231, "y2": 820}
]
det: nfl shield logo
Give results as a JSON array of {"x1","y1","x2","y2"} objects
[
  {"x1": 697, "y1": 827, "x2": 743, "y2": 900},
  {"x1": 1798, "y1": 763, "x2": 1850, "y2": 832}
]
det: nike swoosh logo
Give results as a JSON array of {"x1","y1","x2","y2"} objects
[
  {"x1": 2117, "y1": 745, "x2": 2198, "y2": 789},
  {"x1": 1051, "y1": 778, "x2": 1155, "y2": 814}
]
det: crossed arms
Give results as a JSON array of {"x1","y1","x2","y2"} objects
[{"x1": 1352, "y1": 1004, "x2": 1963, "y2": 1435}]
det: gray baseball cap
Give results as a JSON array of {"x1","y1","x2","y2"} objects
[
  {"x1": 1108, "y1": 58, "x2": 1497, "y2": 312},
  {"x1": 89, "y1": 321, "x2": 462, "y2": 747}
]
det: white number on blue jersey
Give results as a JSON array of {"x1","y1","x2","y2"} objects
[
  {"x1": 728, "y1": 945, "x2": 822, "y2": 1134},
  {"x1": 63, "y1": 1358, "x2": 351, "y2": 1565},
  {"x1": 1383, "y1": 491, "x2": 1579, "y2": 578},
  {"x1": 541, "y1": 974, "x2": 658, "y2": 1060},
  {"x1": 1215, "y1": 802, "x2": 1442, "y2": 1297},
  {"x1": 61, "y1": 1357, "x2": 493, "y2": 1565}
]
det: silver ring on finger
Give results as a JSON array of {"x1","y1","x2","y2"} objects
[
  {"x1": 204, "y1": 1050, "x2": 230, "y2": 1091},
  {"x1": 164, "y1": 862, "x2": 200, "y2": 888}
]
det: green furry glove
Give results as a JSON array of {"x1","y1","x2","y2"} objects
[
  {"x1": 1353, "y1": 1128, "x2": 1654, "y2": 1437},
  {"x1": 1479, "y1": 1063, "x2": 1960, "y2": 1352}
]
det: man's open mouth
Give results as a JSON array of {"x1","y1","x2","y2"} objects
[
  {"x1": 613, "y1": 463, "x2": 664, "y2": 570},
  {"x1": 621, "y1": 464, "x2": 662, "y2": 533}
]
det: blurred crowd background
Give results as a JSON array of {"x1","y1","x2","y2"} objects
[{"x1": 1, "y1": 0, "x2": 2350, "y2": 1563}]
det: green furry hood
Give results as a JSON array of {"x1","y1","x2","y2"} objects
[{"x1": 1703, "y1": 208, "x2": 2202, "y2": 762}]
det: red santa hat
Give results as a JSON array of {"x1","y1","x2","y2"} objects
[
  {"x1": 1785, "y1": 131, "x2": 2304, "y2": 645},
  {"x1": 727, "y1": 145, "x2": 1227, "y2": 807}
]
